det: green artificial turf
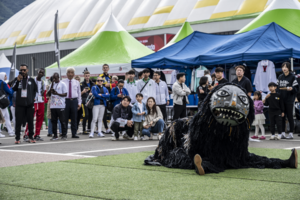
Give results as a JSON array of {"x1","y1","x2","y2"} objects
[{"x1": 0, "y1": 148, "x2": 299, "y2": 200}]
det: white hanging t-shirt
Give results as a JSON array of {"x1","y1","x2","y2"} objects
[
  {"x1": 253, "y1": 60, "x2": 277, "y2": 92},
  {"x1": 50, "y1": 81, "x2": 67, "y2": 109}
]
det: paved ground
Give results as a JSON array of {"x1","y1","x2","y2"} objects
[{"x1": 0, "y1": 127, "x2": 300, "y2": 167}]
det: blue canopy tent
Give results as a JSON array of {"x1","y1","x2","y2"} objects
[{"x1": 132, "y1": 23, "x2": 300, "y2": 69}]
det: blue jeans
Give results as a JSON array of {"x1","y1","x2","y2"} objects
[
  {"x1": 48, "y1": 119, "x2": 62, "y2": 135},
  {"x1": 142, "y1": 119, "x2": 164, "y2": 137}
]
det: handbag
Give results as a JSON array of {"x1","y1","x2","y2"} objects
[{"x1": 0, "y1": 82, "x2": 10, "y2": 109}]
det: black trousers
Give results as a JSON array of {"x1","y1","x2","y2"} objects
[
  {"x1": 158, "y1": 104, "x2": 167, "y2": 121},
  {"x1": 51, "y1": 108, "x2": 67, "y2": 137},
  {"x1": 269, "y1": 112, "x2": 282, "y2": 135},
  {"x1": 173, "y1": 103, "x2": 186, "y2": 120},
  {"x1": 15, "y1": 104, "x2": 34, "y2": 141},
  {"x1": 65, "y1": 98, "x2": 78, "y2": 136},
  {"x1": 76, "y1": 104, "x2": 93, "y2": 131},
  {"x1": 111, "y1": 122, "x2": 134, "y2": 139},
  {"x1": 282, "y1": 103, "x2": 294, "y2": 133},
  {"x1": 103, "y1": 107, "x2": 108, "y2": 129}
]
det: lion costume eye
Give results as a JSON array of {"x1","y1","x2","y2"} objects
[
  {"x1": 239, "y1": 95, "x2": 248, "y2": 105},
  {"x1": 217, "y1": 90, "x2": 229, "y2": 97}
]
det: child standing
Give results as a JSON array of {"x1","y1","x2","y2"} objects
[
  {"x1": 132, "y1": 93, "x2": 147, "y2": 141},
  {"x1": 263, "y1": 82, "x2": 285, "y2": 140},
  {"x1": 251, "y1": 91, "x2": 266, "y2": 140},
  {"x1": 111, "y1": 76, "x2": 118, "y2": 89}
]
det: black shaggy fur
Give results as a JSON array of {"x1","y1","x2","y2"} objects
[{"x1": 145, "y1": 83, "x2": 293, "y2": 173}]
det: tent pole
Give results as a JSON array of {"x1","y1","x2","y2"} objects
[{"x1": 290, "y1": 58, "x2": 294, "y2": 71}]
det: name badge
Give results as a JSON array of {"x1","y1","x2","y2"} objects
[
  {"x1": 21, "y1": 89, "x2": 27, "y2": 98},
  {"x1": 119, "y1": 119, "x2": 126, "y2": 128}
]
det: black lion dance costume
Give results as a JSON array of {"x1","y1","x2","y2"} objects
[{"x1": 145, "y1": 83, "x2": 298, "y2": 175}]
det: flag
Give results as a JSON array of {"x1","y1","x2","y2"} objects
[
  {"x1": 9, "y1": 43, "x2": 16, "y2": 81},
  {"x1": 54, "y1": 10, "x2": 61, "y2": 79}
]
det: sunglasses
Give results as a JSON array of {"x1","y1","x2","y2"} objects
[
  {"x1": 20, "y1": 69, "x2": 27, "y2": 72},
  {"x1": 97, "y1": 80, "x2": 103, "y2": 82}
]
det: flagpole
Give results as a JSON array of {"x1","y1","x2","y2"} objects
[
  {"x1": 54, "y1": 10, "x2": 61, "y2": 80},
  {"x1": 9, "y1": 43, "x2": 16, "y2": 81}
]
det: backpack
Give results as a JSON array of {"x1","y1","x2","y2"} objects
[{"x1": 0, "y1": 82, "x2": 10, "y2": 109}]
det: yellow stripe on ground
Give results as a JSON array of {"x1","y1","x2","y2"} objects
[
  {"x1": 38, "y1": 30, "x2": 53, "y2": 39},
  {"x1": 59, "y1": 22, "x2": 70, "y2": 29},
  {"x1": 92, "y1": 22, "x2": 105, "y2": 34},
  {"x1": 61, "y1": 33, "x2": 78, "y2": 39},
  {"x1": 15, "y1": 35, "x2": 26, "y2": 45},
  {"x1": 128, "y1": 16, "x2": 151, "y2": 26},
  {"x1": 236, "y1": 0, "x2": 268, "y2": 15},
  {"x1": 153, "y1": 5, "x2": 174, "y2": 15},
  {"x1": 194, "y1": 0, "x2": 219, "y2": 9},
  {"x1": 9, "y1": 31, "x2": 21, "y2": 37},
  {"x1": 23, "y1": 39, "x2": 36, "y2": 44},
  {"x1": 210, "y1": 10, "x2": 238, "y2": 19},
  {"x1": 163, "y1": 18, "x2": 186, "y2": 26},
  {"x1": 0, "y1": 38, "x2": 7, "y2": 45}
]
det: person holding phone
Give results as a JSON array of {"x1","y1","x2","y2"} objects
[
  {"x1": 78, "y1": 71, "x2": 94, "y2": 134},
  {"x1": 13, "y1": 64, "x2": 37, "y2": 144},
  {"x1": 47, "y1": 73, "x2": 68, "y2": 140}
]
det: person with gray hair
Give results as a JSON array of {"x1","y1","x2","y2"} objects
[
  {"x1": 62, "y1": 67, "x2": 82, "y2": 139},
  {"x1": 204, "y1": 69, "x2": 212, "y2": 85}
]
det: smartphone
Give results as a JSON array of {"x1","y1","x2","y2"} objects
[{"x1": 85, "y1": 87, "x2": 89, "y2": 90}]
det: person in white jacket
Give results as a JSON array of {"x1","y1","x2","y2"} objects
[
  {"x1": 136, "y1": 69, "x2": 156, "y2": 103},
  {"x1": 153, "y1": 71, "x2": 169, "y2": 122},
  {"x1": 172, "y1": 73, "x2": 191, "y2": 120}
]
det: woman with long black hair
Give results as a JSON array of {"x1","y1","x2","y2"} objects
[{"x1": 142, "y1": 97, "x2": 164, "y2": 140}]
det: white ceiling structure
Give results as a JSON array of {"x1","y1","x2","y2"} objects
[{"x1": 0, "y1": 0, "x2": 279, "y2": 49}]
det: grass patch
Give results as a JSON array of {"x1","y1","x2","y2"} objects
[{"x1": 0, "y1": 148, "x2": 299, "y2": 200}]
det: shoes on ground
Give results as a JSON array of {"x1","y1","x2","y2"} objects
[
  {"x1": 0, "y1": 133, "x2": 5, "y2": 138},
  {"x1": 47, "y1": 134, "x2": 52, "y2": 137},
  {"x1": 149, "y1": 133, "x2": 153, "y2": 140},
  {"x1": 270, "y1": 135, "x2": 275, "y2": 140},
  {"x1": 89, "y1": 134, "x2": 94, "y2": 138},
  {"x1": 158, "y1": 134, "x2": 162, "y2": 140},
  {"x1": 61, "y1": 136, "x2": 67, "y2": 140},
  {"x1": 14, "y1": 140, "x2": 20, "y2": 144},
  {"x1": 97, "y1": 132, "x2": 105, "y2": 137},
  {"x1": 50, "y1": 136, "x2": 58, "y2": 141},
  {"x1": 134, "y1": 136, "x2": 138, "y2": 141},
  {"x1": 112, "y1": 137, "x2": 119, "y2": 141},
  {"x1": 34, "y1": 136, "x2": 44, "y2": 141},
  {"x1": 251, "y1": 136, "x2": 259, "y2": 139},
  {"x1": 259, "y1": 136, "x2": 266, "y2": 140},
  {"x1": 72, "y1": 135, "x2": 80, "y2": 138},
  {"x1": 286, "y1": 133, "x2": 294, "y2": 140}
]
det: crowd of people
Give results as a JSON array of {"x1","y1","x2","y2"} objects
[{"x1": 0, "y1": 62, "x2": 299, "y2": 144}]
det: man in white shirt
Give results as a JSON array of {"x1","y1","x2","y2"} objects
[
  {"x1": 47, "y1": 73, "x2": 68, "y2": 140},
  {"x1": 24, "y1": 69, "x2": 46, "y2": 141},
  {"x1": 153, "y1": 71, "x2": 169, "y2": 122},
  {"x1": 62, "y1": 67, "x2": 82, "y2": 138},
  {"x1": 136, "y1": 69, "x2": 156, "y2": 103},
  {"x1": 124, "y1": 70, "x2": 138, "y2": 104}
]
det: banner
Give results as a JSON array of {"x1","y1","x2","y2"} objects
[
  {"x1": 54, "y1": 10, "x2": 61, "y2": 79},
  {"x1": 9, "y1": 43, "x2": 16, "y2": 81},
  {"x1": 135, "y1": 34, "x2": 175, "y2": 52}
]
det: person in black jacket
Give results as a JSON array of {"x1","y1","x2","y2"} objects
[
  {"x1": 276, "y1": 62, "x2": 298, "y2": 139},
  {"x1": 78, "y1": 71, "x2": 94, "y2": 134},
  {"x1": 263, "y1": 82, "x2": 285, "y2": 140},
  {"x1": 197, "y1": 76, "x2": 209, "y2": 110},
  {"x1": 13, "y1": 64, "x2": 37, "y2": 144},
  {"x1": 111, "y1": 96, "x2": 134, "y2": 141}
]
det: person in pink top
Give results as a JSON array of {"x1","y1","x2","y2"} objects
[
  {"x1": 251, "y1": 91, "x2": 266, "y2": 140},
  {"x1": 61, "y1": 67, "x2": 82, "y2": 139}
]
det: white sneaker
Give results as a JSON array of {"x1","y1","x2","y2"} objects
[
  {"x1": 111, "y1": 132, "x2": 115, "y2": 137},
  {"x1": 158, "y1": 134, "x2": 162, "y2": 140},
  {"x1": 9, "y1": 133, "x2": 15, "y2": 137},
  {"x1": 98, "y1": 132, "x2": 105, "y2": 137},
  {"x1": 0, "y1": 133, "x2": 5, "y2": 138},
  {"x1": 112, "y1": 137, "x2": 119, "y2": 141},
  {"x1": 89, "y1": 134, "x2": 94, "y2": 138},
  {"x1": 134, "y1": 136, "x2": 138, "y2": 141},
  {"x1": 270, "y1": 135, "x2": 275, "y2": 140},
  {"x1": 286, "y1": 133, "x2": 293, "y2": 139},
  {"x1": 149, "y1": 133, "x2": 153, "y2": 140},
  {"x1": 275, "y1": 134, "x2": 281, "y2": 140},
  {"x1": 140, "y1": 137, "x2": 146, "y2": 141}
]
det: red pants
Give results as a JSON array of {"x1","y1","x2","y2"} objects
[{"x1": 25, "y1": 103, "x2": 45, "y2": 136}]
